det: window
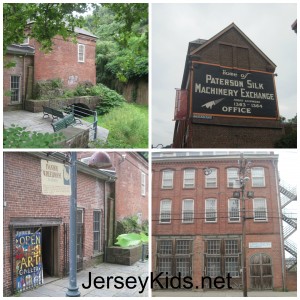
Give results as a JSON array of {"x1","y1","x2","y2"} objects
[
  {"x1": 157, "y1": 240, "x2": 173, "y2": 275},
  {"x1": 251, "y1": 167, "x2": 265, "y2": 187},
  {"x1": 157, "y1": 239, "x2": 192, "y2": 277},
  {"x1": 253, "y1": 198, "x2": 268, "y2": 221},
  {"x1": 205, "y1": 168, "x2": 217, "y2": 188},
  {"x1": 160, "y1": 199, "x2": 172, "y2": 223},
  {"x1": 11, "y1": 75, "x2": 21, "y2": 103},
  {"x1": 205, "y1": 198, "x2": 217, "y2": 222},
  {"x1": 183, "y1": 169, "x2": 195, "y2": 188},
  {"x1": 205, "y1": 239, "x2": 241, "y2": 278},
  {"x1": 93, "y1": 211, "x2": 101, "y2": 252},
  {"x1": 162, "y1": 170, "x2": 174, "y2": 189},
  {"x1": 141, "y1": 172, "x2": 146, "y2": 196},
  {"x1": 227, "y1": 168, "x2": 240, "y2": 188},
  {"x1": 78, "y1": 44, "x2": 85, "y2": 62},
  {"x1": 76, "y1": 209, "x2": 84, "y2": 260},
  {"x1": 228, "y1": 198, "x2": 240, "y2": 222},
  {"x1": 182, "y1": 199, "x2": 194, "y2": 223}
]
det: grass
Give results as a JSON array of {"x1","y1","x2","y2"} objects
[{"x1": 85, "y1": 103, "x2": 148, "y2": 148}]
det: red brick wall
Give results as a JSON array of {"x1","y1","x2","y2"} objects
[
  {"x1": 108, "y1": 152, "x2": 148, "y2": 222},
  {"x1": 3, "y1": 152, "x2": 107, "y2": 295},
  {"x1": 29, "y1": 34, "x2": 96, "y2": 88},
  {"x1": 3, "y1": 54, "x2": 34, "y2": 111},
  {"x1": 152, "y1": 155, "x2": 284, "y2": 290},
  {"x1": 286, "y1": 271, "x2": 297, "y2": 291}
]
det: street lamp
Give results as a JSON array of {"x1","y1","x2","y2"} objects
[{"x1": 233, "y1": 154, "x2": 253, "y2": 297}]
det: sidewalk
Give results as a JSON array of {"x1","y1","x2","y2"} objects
[
  {"x1": 152, "y1": 289, "x2": 297, "y2": 297},
  {"x1": 19, "y1": 261, "x2": 149, "y2": 297}
]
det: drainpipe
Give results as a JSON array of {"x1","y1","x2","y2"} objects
[{"x1": 273, "y1": 158, "x2": 286, "y2": 291}]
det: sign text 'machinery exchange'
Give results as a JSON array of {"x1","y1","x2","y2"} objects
[{"x1": 192, "y1": 63, "x2": 278, "y2": 118}]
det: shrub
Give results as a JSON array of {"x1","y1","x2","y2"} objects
[
  {"x1": 95, "y1": 84, "x2": 125, "y2": 115},
  {"x1": 3, "y1": 125, "x2": 64, "y2": 148},
  {"x1": 74, "y1": 81, "x2": 94, "y2": 96},
  {"x1": 34, "y1": 78, "x2": 64, "y2": 99}
]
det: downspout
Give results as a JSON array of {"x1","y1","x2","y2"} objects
[
  {"x1": 273, "y1": 158, "x2": 286, "y2": 291},
  {"x1": 22, "y1": 54, "x2": 27, "y2": 110}
]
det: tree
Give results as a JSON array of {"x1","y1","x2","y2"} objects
[
  {"x1": 3, "y1": 3, "x2": 89, "y2": 53},
  {"x1": 275, "y1": 114, "x2": 297, "y2": 148},
  {"x1": 84, "y1": 4, "x2": 148, "y2": 84}
]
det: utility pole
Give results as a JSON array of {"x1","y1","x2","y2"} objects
[
  {"x1": 66, "y1": 152, "x2": 80, "y2": 297},
  {"x1": 238, "y1": 153, "x2": 253, "y2": 297}
]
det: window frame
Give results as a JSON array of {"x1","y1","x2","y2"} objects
[
  {"x1": 205, "y1": 198, "x2": 217, "y2": 223},
  {"x1": 10, "y1": 75, "x2": 21, "y2": 103},
  {"x1": 93, "y1": 210, "x2": 102, "y2": 253},
  {"x1": 161, "y1": 170, "x2": 174, "y2": 189},
  {"x1": 253, "y1": 198, "x2": 268, "y2": 222},
  {"x1": 227, "y1": 168, "x2": 240, "y2": 188},
  {"x1": 182, "y1": 199, "x2": 194, "y2": 223},
  {"x1": 78, "y1": 44, "x2": 85, "y2": 63},
  {"x1": 159, "y1": 199, "x2": 172, "y2": 224},
  {"x1": 228, "y1": 198, "x2": 240, "y2": 222},
  {"x1": 205, "y1": 168, "x2": 218, "y2": 188},
  {"x1": 141, "y1": 172, "x2": 146, "y2": 196},
  {"x1": 251, "y1": 167, "x2": 265, "y2": 187},
  {"x1": 183, "y1": 169, "x2": 195, "y2": 188}
]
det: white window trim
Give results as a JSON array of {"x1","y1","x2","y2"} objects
[
  {"x1": 159, "y1": 199, "x2": 172, "y2": 224},
  {"x1": 22, "y1": 37, "x2": 30, "y2": 45},
  {"x1": 205, "y1": 168, "x2": 218, "y2": 188},
  {"x1": 228, "y1": 198, "x2": 240, "y2": 222},
  {"x1": 10, "y1": 75, "x2": 21, "y2": 104},
  {"x1": 182, "y1": 199, "x2": 194, "y2": 223},
  {"x1": 251, "y1": 167, "x2": 265, "y2": 187},
  {"x1": 183, "y1": 169, "x2": 195, "y2": 188},
  {"x1": 205, "y1": 198, "x2": 217, "y2": 223},
  {"x1": 253, "y1": 198, "x2": 268, "y2": 222},
  {"x1": 141, "y1": 172, "x2": 146, "y2": 196},
  {"x1": 161, "y1": 170, "x2": 174, "y2": 189},
  {"x1": 227, "y1": 168, "x2": 240, "y2": 188},
  {"x1": 78, "y1": 44, "x2": 85, "y2": 63}
]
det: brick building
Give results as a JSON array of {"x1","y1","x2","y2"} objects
[
  {"x1": 3, "y1": 26, "x2": 96, "y2": 111},
  {"x1": 3, "y1": 151, "x2": 148, "y2": 296},
  {"x1": 173, "y1": 23, "x2": 284, "y2": 148},
  {"x1": 152, "y1": 151, "x2": 286, "y2": 291}
]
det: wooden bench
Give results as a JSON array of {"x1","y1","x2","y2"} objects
[
  {"x1": 43, "y1": 106, "x2": 64, "y2": 122},
  {"x1": 51, "y1": 114, "x2": 77, "y2": 132}
]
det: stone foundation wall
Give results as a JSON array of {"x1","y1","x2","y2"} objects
[{"x1": 25, "y1": 96, "x2": 100, "y2": 113}]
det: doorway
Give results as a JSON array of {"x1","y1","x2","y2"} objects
[
  {"x1": 250, "y1": 253, "x2": 273, "y2": 290},
  {"x1": 41, "y1": 226, "x2": 59, "y2": 278}
]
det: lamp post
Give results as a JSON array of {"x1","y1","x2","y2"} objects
[
  {"x1": 66, "y1": 152, "x2": 80, "y2": 297},
  {"x1": 235, "y1": 153, "x2": 253, "y2": 297}
]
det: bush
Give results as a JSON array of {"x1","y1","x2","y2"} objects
[
  {"x1": 94, "y1": 84, "x2": 125, "y2": 115},
  {"x1": 3, "y1": 125, "x2": 64, "y2": 148},
  {"x1": 34, "y1": 78, "x2": 64, "y2": 99},
  {"x1": 74, "y1": 81, "x2": 94, "y2": 96}
]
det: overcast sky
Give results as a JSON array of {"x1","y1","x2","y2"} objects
[{"x1": 151, "y1": 3, "x2": 297, "y2": 147}]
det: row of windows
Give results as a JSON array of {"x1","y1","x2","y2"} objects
[
  {"x1": 161, "y1": 167, "x2": 265, "y2": 189},
  {"x1": 157, "y1": 239, "x2": 241, "y2": 277},
  {"x1": 159, "y1": 198, "x2": 268, "y2": 223}
]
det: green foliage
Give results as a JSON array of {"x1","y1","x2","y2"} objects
[
  {"x1": 3, "y1": 3, "x2": 89, "y2": 53},
  {"x1": 117, "y1": 216, "x2": 140, "y2": 235},
  {"x1": 88, "y1": 103, "x2": 148, "y2": 148},
  {"x1": 84, "y1": 4, "x2": 148, "y2": 84},
  {"x1": 34, "y1": 79, "x2": 64, "y2": 99},
  {"x1": 3, "y1": 125, "x2": 64, "y2": 148},
  {"x1": 73, "y1": 81, "x2": 94, "y2": 96},
  {"x1": 115, "y1": 233, "x2": 148, "y2": 248},
  {"x1": 275, "y1": 114, "x2": 297, "y2": 148},
  {"x1": 94, "y1": 84, "x2": 125, "y2": 115}
]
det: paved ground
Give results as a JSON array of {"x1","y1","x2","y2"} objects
[
  {"x1": 152, "y1": 289, "x2": 297, "y2": 297},
  {"x1": 19, "y1": 261, "x2": 149, "y2": 297},
  {"x1": 3, "y1": 110, "x2": 108, "y2": 142}
]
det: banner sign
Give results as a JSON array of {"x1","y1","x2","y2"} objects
[
  {"x1": 174, "y1": 89, "x2": 188, "y2": 120},
  {"x1": 16, "y1": 232, "x2": 43, "y2": 291},
  {"x1": 41, "y1": 160, "x2": 71, "y2": 196},
  {"x1": 192, "y1": 63, "x2": 278, "y2": 119}
]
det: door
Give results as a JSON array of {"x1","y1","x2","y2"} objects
[
  {"x1": 250, "y1": 253, "x2": 273, "y2": 290},
  {"x1": 11, "y1": 75, "x2": 21, "y2": 103}
]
